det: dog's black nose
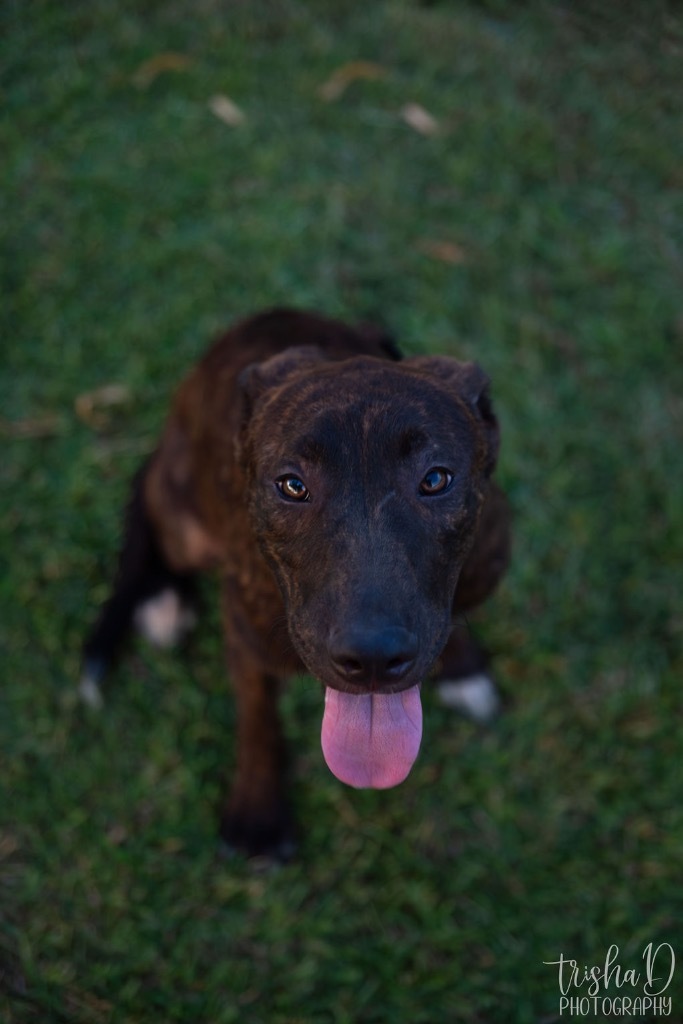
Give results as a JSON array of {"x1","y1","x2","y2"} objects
[{"x1": 329, "y1": 626, "x2": 418, "y2": 687}]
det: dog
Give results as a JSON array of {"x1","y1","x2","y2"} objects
[{"x1": 80, "y1": 308, "x2": 511, "y2": 859}]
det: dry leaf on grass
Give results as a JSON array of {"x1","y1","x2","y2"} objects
[
  {"x1": 132, "y1": 52, "x2": 192, "y2": 88},
  {"x1": 0, "y1": 414, "x2": 64, "y2": 439},
  {"x1": 0, "y1": 832, "x2": 20, "y2": 859},
  {"x1": 417, "y1": 239, "x2": 467, "y2": 264},
  {"x1": 106, "y1": 824, "x2": 129, "y2": 846},
  {"x1": 91, "y1": 437, "x2": 153, "y2": 463},
  {"x1": 401, "y1": 102, "x2": 439, "y2": 136},
  {"x1": 209, "y1": 94, "x2": 246, "y2": 127},
  {"x1": 75, "y1": 384, "x2": 131, "y2": 429},
  {"x1": 319, "y1": 61, "x2": 387, "y2": 101}
]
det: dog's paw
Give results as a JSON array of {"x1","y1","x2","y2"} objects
[
  {"x1": 219, "y1": 801, "x2": 296, "y2": 864},
  {"x1": 78, "y1": 674, "x2": 103, "y2": 710},
  {"x1": 78, "y1": 657, "x2": 106, "y2": 710},
  {"x1": 436, "y1": 672, "x2": 501, "y2": 725},
  {"x1": 133, "y1": 588, "x2": 196, "y2": 649}
]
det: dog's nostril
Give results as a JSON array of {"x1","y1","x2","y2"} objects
[
  {"x1": 340, "y1": 657, "x2": 364, "y2": 677},
  {"x1": 386, "y1": 656, "x2": 411, "y2": 677}
]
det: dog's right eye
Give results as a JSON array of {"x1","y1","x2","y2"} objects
[{"x1": 276, "y1": 475, "x2": 310, "y2": 502}]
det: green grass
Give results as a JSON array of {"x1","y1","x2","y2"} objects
[{"x1": 2, "y1": 2, "x2": 682, "y2": 1021}]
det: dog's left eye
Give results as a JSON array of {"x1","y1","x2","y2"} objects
[
  {"x1": 276, "y1": 475, "x2": 310, "y2": 502},
  {"x1": 419, "y1": 468, "x2": 453, "y2": 496}
]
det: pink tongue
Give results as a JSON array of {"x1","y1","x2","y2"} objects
[{"x1": 321, "y1": 684, "x2": 422, "y2": 789}]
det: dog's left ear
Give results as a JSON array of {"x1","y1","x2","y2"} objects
[{"x1": 409, "y1": 356, "x2": 500, "y2": 474}]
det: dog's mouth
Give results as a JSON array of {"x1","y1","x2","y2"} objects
[{"x1": 320, "y1": 684, "x2": 422, "y2": 789}]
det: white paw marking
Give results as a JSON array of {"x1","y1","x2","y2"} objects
[
  {"x1": 134, "y1": 588, "x2": 196, "y2": 649},
  {"x1": 78, "y1": 673, "x2": 104, "y2": 710},
  {"x1": 437, "y1": 673, "x2": 500, "y2": 723}
]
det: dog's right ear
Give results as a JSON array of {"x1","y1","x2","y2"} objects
[
  {"x1": 235, "y1": 346, "x2": 329, "y2": 466},
  {"x1": 237, "y1": 345, "x2": 328, "y2": 408}
]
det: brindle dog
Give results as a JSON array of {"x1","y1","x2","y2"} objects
[{"x1": 81, "y1": 309, "x2": 510, "y2": 859}]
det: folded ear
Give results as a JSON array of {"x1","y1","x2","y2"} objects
[
  {"x1": 235, "y1": 345, "x2": 329, "y2": 465},
  {"x1": 237, "y1": 345, "x2": 329, "y2": 405},
  {"x1": 409, "y1": 355, "x2": 500, "y2": 474}
]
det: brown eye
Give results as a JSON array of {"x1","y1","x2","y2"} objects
[
  {"x1": 419, "y1": 468, "x2": 453, "y2": 496},
  {"x1": 276, "y1": 475, "x2": 310, "y2": 502}
]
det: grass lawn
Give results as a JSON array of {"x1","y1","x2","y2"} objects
[{"x1": 2, "y1": 1, "x2": 682, "y2": 1021}]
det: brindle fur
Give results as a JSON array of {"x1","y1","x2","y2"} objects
[{"x1": 82, "y1": 309, "x2": 511, "y2": 858}]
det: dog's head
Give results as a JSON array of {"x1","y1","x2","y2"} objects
[{"x1": 237, "y1": 346, "x2": 499, "y2": 789}]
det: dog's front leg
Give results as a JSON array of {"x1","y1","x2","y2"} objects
[{"x1": 219, "y1": 596, "x2": 294, "y2": 861}]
